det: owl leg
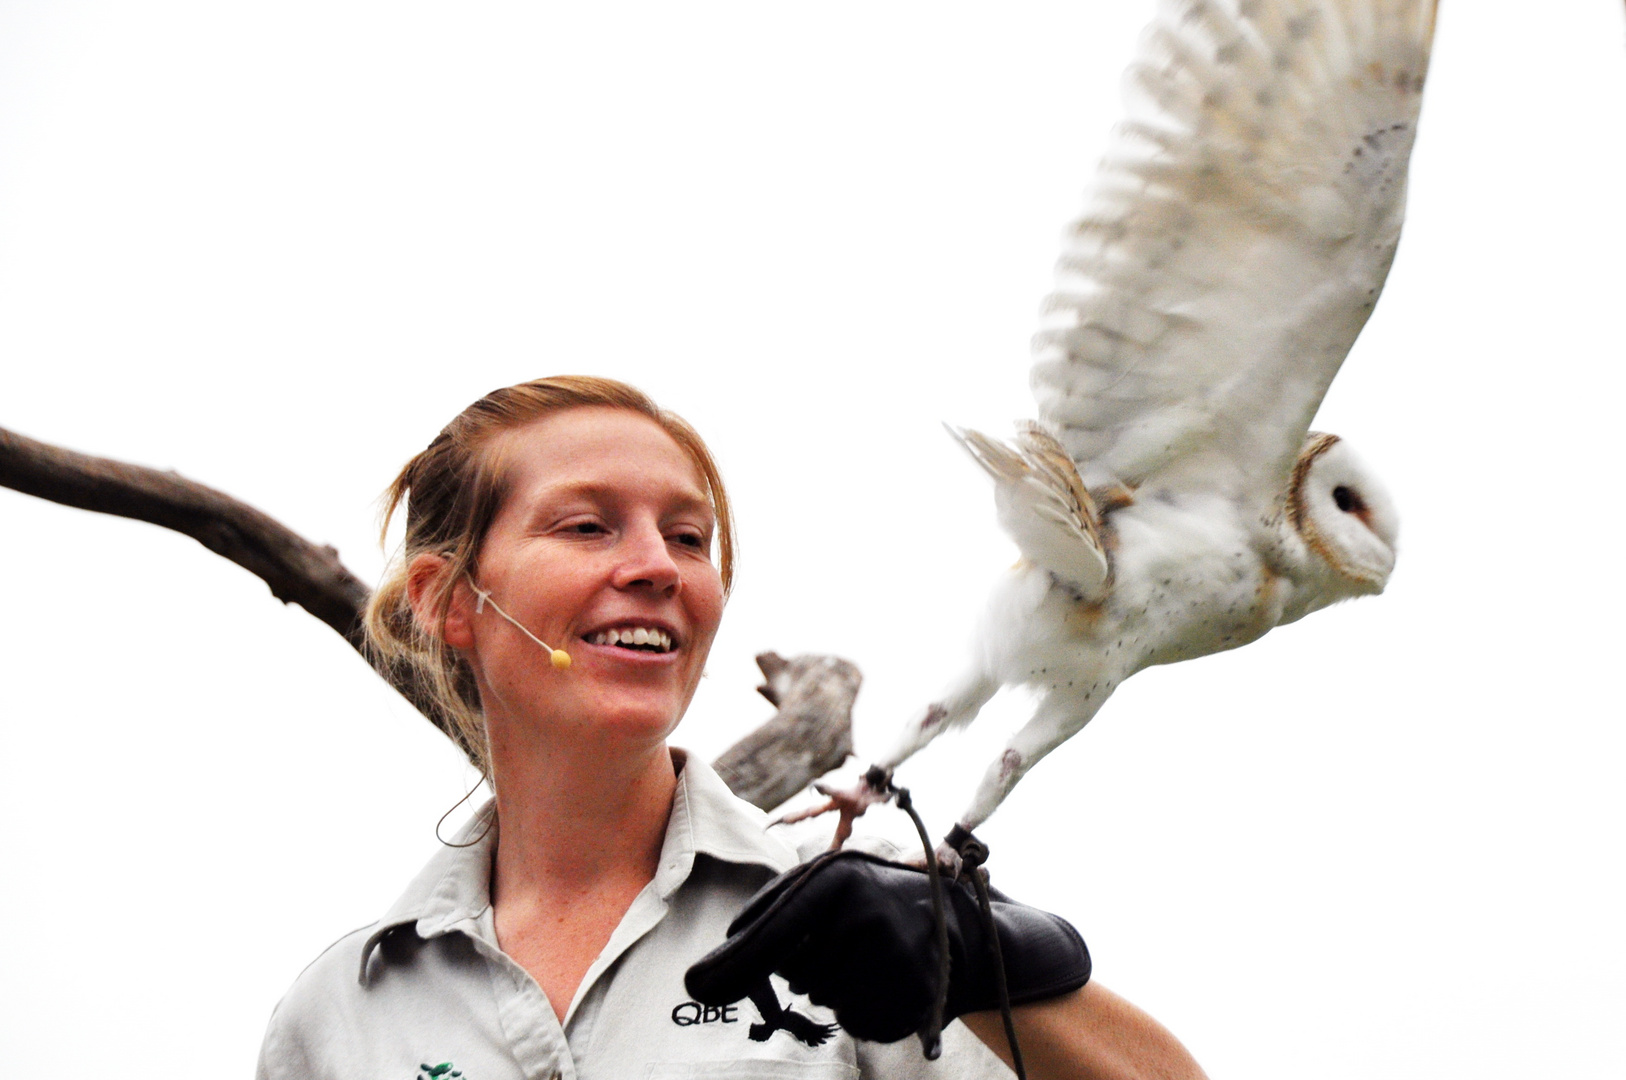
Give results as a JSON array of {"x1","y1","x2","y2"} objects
[
  {"x1": 876, "y1": 669, "x2": 1001, "y2": 772},
  {"x1": 942, "y1": 691, "x2": 1104, "y2": 863}
]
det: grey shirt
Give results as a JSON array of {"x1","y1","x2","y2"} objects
[{"x1": 256, "y1": 752, "x2": 1011, "y2": 1080}]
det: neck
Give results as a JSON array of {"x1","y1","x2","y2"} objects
[
  {"x1": 481, "y1": 724, "x2": 679, "y2": 1021},
  {"x1": 487, "y1": 727, "x2": 678, "y2": 896}
]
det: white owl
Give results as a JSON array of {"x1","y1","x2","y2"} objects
[{"x1": 798, "y1": 0, "x2": 1436, "y2": 859}]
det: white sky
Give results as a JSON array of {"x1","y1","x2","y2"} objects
[{"x1": 1, "y1": 2, "x2": 1623, "y2": 1078}]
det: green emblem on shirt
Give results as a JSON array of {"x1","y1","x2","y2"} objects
[{"x1": 418, "y1": 1064, "x2": 462, "y2": 1080}]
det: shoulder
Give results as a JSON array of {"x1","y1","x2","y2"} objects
[
  {"x1": 257, "y1": 915, "x2": 496, "y2": 1080},
  {"x1": 256, "y1": 922, "x2": 382, "y2": 1080}
]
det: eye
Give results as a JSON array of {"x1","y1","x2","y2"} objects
[
  {"x1": 1332, "y1": 485, "x2": 1365, "y2": 514},
  {"x1": 565, "y1": 521, "x2": 607, "y2": 535},
  {"x1": 671, "y1": 530, "x2": 707, "y2": 549}
]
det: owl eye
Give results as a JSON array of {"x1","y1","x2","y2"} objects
[{"x1": 1332, "y1": 485, "x2": 1366, "y2": 515}]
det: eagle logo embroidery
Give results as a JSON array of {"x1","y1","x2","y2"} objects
[{"x1": 746, "y1": 983, "x2": 838, "y2": 1047}]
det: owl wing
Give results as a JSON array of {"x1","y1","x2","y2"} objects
[
  {"x1": 1031, "y1": 0, "x2": 1437, "y2": 515},
  {"x1": 949, "y1": 422, "x2": 1109, "y2": 594}
]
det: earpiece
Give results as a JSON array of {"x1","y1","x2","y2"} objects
[{"x1": 464, "y1": 575, "x2": 572, "y2": 670}]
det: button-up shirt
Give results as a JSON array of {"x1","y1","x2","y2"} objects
[{"x1": 256, "y1": 751, "x2": 1012, "y2": 1080}]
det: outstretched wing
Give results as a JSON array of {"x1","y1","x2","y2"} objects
[{"x1": 1031, "y1": 0, "x2": 1437, "y2": 513}]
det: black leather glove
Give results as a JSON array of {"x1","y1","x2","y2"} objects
[{"x1": 684, "y1": 850, "x2": 1090, "y2": 1045}]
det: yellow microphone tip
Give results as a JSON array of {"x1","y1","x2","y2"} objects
[{"x1": 551, "y1": 649, "x2": 572, "y2": 670}]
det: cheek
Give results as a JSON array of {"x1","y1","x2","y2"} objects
[{"x1": 686, "y1": 574, "x2": 726, "y2": 646}]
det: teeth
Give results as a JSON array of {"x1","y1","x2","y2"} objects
[{"x1": 589, "y1": 627, "x2": 675, "y2": 651}]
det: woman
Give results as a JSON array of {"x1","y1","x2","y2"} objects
[{"x1": 256, "y1": 376, "x2": 1207, "y2": 1080}]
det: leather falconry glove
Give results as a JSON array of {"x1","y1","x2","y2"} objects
[{"x1": 684, "y1": 850, "x2": 1091, "y2": 1045}]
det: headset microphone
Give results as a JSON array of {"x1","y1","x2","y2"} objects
[{"x1": 466, "y1": 576, "x2": 572, "y2": 670}]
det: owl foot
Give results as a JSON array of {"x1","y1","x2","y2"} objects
[
  {"x1": 931, "y1": 841, "x2": 964, "y2": 882},
  {"x1": 934, "y1": 823, "x2": 989, "y2": 883},
  {"x1": 773, "y1": 765, "x2": 896, "y2": 850}
]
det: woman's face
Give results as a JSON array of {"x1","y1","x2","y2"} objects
[{"x1": 454, "y1": 406, "x2": 725, "y2": 749}]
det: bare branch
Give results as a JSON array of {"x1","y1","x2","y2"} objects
[
  {"x1": 714, "y1": 653, "x2": 860, "y2": 811},
  {"x1": 0, "y1": 424, "x2": 855, "y2": 804},
  {"x1": 0, "y1": 423, "x2": 464, "y2": 743},
  {"x1": 0, "y1": 424, "x2": 371, "y2": 644}
]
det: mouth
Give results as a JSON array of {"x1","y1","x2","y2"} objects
[{"x1": 583, "y1": 624, "x2": 680, "y2": 655}]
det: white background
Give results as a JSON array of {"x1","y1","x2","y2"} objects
[{"x1": 2, "y1": 2, "x2": 1623, "y2": 1077}]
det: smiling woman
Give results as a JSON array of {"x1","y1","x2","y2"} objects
[
  {"x1": 364, "y1": 376, "x2": 736, "y2": 774},
  {"x1": 254, "y1": 376, "x2": 1204, "y2": 1080},
  {"x1": 440, "y1": 407, "x2": 725, "y2": 759}
]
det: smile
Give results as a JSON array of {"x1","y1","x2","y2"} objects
[{"x1": 587, "y1": 626, "x2": 677, "y2": 653}]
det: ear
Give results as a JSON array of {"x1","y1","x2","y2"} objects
[{"x1": 405, "y1": 553, "x2": 476, "y2": 650}]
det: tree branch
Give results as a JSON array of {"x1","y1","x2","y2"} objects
[
  {"x1": 715, "y1": 653, "x2": 860, "y2": 810},
  {"x1": 0, "y1": 424, "x2": 372, "y2": 646},
  {"x1": 0, "y1": 424, "x2": 855, "y2": 806}
]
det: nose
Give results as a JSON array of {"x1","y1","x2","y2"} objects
[{"x1": 612, "y1": 518, "x2": 682, "y2": 595}]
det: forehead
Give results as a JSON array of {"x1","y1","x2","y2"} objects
[{"x1": 490, "y1": 406, "x2": 709, "y2": 505}]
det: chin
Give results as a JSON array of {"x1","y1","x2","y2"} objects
[{"x1": 583, "y1": 694, "x2": 688, "y2": 746}]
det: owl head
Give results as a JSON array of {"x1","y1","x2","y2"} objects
[{"x1": 1286, "y1": 432, "x2": 1399, "y2": 594}]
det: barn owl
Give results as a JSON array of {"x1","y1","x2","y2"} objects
[{"x1": 795, "y1": 0, "x2": 1435, "y2": 861}]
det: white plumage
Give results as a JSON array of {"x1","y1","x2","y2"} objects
[{"x1": 800, "y1": 0, "x2": 1435, "y2": 852}]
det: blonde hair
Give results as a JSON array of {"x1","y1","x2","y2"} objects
[{"x1": 365, "y1": 376, "x2": 736, "y2": 775}]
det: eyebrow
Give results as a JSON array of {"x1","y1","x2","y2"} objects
[{"x1": 529, "y1": 480, "x2": 714, "y2": 518}]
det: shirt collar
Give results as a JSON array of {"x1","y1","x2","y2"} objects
[{"x1": 358, "y1": 748, "x2": 799, "y2": 983}]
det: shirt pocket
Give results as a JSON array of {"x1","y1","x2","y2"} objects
[{"x1": 645, "y1": 1061, "x2": 861, "y2": 1080}]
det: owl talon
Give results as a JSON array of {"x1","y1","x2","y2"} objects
[{"x1": 771, "y1": 770, "x2": 896, "y2": 850}]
